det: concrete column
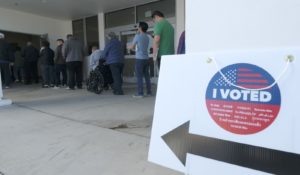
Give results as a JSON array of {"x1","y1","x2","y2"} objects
[
  {"x1": 98, "y1": 13, "x2": 105, "y2": 50},
  {"x1": 175, "y1": 0, "x2": 185, "y2": 52}
]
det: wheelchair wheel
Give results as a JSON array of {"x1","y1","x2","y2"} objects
[
  {"x1": 93, "y1": 71, "x2": 105, "y2": 94},
  {"x1": 86, "y1": 78, "x2": 93, "y2": 92}
]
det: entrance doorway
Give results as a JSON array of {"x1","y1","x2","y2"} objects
[
  {"x1": 0, "y1": 30, "x2": 45, "y2": 83},
  {"x1": 0, "y1": 30, "x2": 41, "y2": 50}
]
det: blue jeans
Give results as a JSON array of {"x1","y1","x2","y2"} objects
[
  {"x1": 109, "y1": 63, "x2": 124, "y2": 94},
  {"x1": 14, "y1": 66, "x2": 24, "y2": 81},
  {"x1": 41, "y1": 65, "x2": 54, "y2": 85},
  {"x1": 135, "y1": 59, "x2": 151, "y2": 95},
  {"x1": 55, "y1": 64, "x2": 67, "y2": 86}
]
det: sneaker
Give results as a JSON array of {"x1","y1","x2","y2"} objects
[
  {"x1": 42, "y1": 85, "x2": 49, "y2": 88},
  {"x1": 4, "y1": 86, "x2": 10, "y2": 89},
  {"x1": 145, "y1": 93, "x2": 153, "y2": 97},
  {"x1": 132, "y1": 94, "x2": 144, "y2": 98},
  {"x1": 53, "y1": 86, "x2": 60, "y2": 89},
  {"x1": 66, "y1": 87, "x2": 75, "y2": 90},
  {"x1": 113, "y1": 91, "x2": 124, "y2": 95},
  {"x1": 24, "y1": 81, "x2": 32, "y2": 85}
]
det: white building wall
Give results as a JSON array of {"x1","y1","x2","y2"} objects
[
  {"x1": 0, "y1": 7, "x2": 72, "y2": 49},
  {"x1": 186, "y1": 0, "x2": 300, "y2": 53},
  {"x1": 175, "y1": 0, "x2": 185, "y2": 51}
]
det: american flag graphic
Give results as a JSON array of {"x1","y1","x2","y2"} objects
[{"x1": 214, "y1": 68, "x2": 270, "y2": 89}]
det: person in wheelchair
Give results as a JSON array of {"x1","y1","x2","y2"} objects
[{"x1": 87, "y1": 46, "x2": 113, "y2": 94}]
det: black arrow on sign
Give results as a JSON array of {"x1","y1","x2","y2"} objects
[{"x1": 162, "y1": 122, "x2": 300, "y2": 175}]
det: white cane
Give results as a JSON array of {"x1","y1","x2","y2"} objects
[{"x1": 0, "y1": 67, "x2": 12, "y2": 106}]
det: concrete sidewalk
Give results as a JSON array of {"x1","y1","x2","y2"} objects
[{"x1": 0, "y1": 84, "x2": 181, "y2": 175}]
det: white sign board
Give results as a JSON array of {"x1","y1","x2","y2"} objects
[{"x1": 149, "y1": 48, "x2": 300, "y2": 174}]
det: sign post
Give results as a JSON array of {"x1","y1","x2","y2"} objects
[
  {"x1": 0, "y1": 70, "x2": 12, "y2": 106},
  {"x1": 149, "y1": 48, "x2": 300, "y2": 174}
]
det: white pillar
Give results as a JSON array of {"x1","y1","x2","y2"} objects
[
  {"x1": 98, "y1": 13, "x2": 106, "y2": 50},
  {"x1": 175, "y1": 0, "x2": 185, "y2": 52},
  {"x1": 0, "y1": 70, "x2": 12, "y2": 106}
]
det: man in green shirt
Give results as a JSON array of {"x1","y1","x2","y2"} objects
[{"x1": 152, "y1": 10, "x2": 175, "y2": 68}]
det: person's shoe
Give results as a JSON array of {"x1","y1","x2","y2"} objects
[
  {"x1": 53, "y1": 86, "x2": 60, "y2": 90},
  {"x1": 66, "y1": 87, "x2": 75, "y2": 90},
  {"x1": 4, "y1": 86, "x2": 10, "y2": 89},
  {"x1": 113, "y1": 91, "x2": 124, "y2": 95},
  {"x1": 145, "y1": 93, "x2": 153, "y2": 97},
  {"x1": 42, "y1": 84, "x2": 49, "y2": 88},
  {"x1": 76, "y1": 86, "x2": 83, "y2": 89},
  {"x1": 15, "y1": 79, "x2": 20, "y2": 83},
  {"x1": 132, "y1": 94, "x2": 144, "y2": 98}
]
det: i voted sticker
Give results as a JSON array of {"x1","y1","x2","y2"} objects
[{"x1": 206, "y1": 63, "x2": 281, "y2": 135}]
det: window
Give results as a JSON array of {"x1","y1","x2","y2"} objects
[
  {"x1": 136, "y1": 0, "x2": 175, "y2": 22},
  {"x1": 105, "y1": 7, "x2": 135, "y2": 28},
  {"x1": 72, "y1": 15, "x2": 99, "y2": 54},
  {"x1": 72, "y1": 19, "x2": 84, "y2": 43},
  {"x1": 86, "y1": 16, "x2": 99, "y2": 54}
]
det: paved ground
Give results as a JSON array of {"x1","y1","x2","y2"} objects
[{"x1": 0, "y1": 84, "x2": 181, "y2": 175}]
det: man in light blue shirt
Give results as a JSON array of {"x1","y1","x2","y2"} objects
[{"x1": 129, "y1": 22, "x2": 152, "y2": 98}]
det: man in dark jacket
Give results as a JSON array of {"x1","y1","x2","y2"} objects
[
  {"x1": 0, "y1": 33, "x2": 13, "y2": 88},
  {"x1": 63, "y1": 34, "x2": 85, "y2": 90},
  {"x1": 54, "y1": 39, "x2": 67, "y2": 87},
  {"x1": 40, "y1": 40, "x2": 55, "y2": 88},
  {"x1": 100, "y1": 32, "x2": 125, "y2": 95},
  {"x1": 22, "y1": 41, "x2": 39, "y2": 84}
]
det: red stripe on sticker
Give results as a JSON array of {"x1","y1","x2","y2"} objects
[
  {"x1": 238, "y1": 68, "x2": 252, "y2": 72},
  {"x1": 237, "y1": 84, "x2": 268, "y2": 89},
  {"x1": 238, "y1": 74, "x2": 263, "y2": 77},
  {"x1": 237, "y1": 79, "x2": 268, "y2": 83}
]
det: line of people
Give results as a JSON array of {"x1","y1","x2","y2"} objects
[
  {"x1": 1, "y1": 10, "x2": 183, "y2": 96},
  {"x1": 88, "y1": 10, "x2": 178, "y2": 97},
  {"x1": 0, "y1": 36, "x2": 41, "y2": 88},
  {"x1": 0, "y1": 33, "x2": 84, "y2": 90}
]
